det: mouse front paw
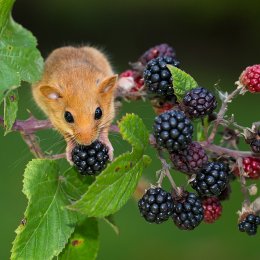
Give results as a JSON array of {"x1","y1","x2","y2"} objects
[{"x1": 99, "y1": 132, "x2": 114, "y2": 161}]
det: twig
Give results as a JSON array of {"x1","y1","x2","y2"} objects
[
  {"x1": 208, "y1": 86, "x2": 244, "y2": 143},
  {"x1": 157, "y1": 150, "x2": 178, "y2": 192},
  {"x1": 200, "y1": 141, "x2": 259, "y2": 159},
  {"x1": 237, "y1": 157, "x2": 251, "y2": 208}
]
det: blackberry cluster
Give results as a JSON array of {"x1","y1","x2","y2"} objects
[
  {"x1": 153, "y1": 110, "x2": 193, "y2": 152},
  {"x1": 170, "y1": 142, "x2": 208, "y2": 174},
  {"x1": 238, "y1": 214, "x2": 260, "y2": 236},
  {"x1": 138, "y1": 188, "x2": 174, "y2": 224},
  {"x1": 191, "y1": 162, "x2": 229, "y2": 197},
  {"x1": 143, "y1": 56, "x2": 180, "y2": 96},
  {"x1": 172, "y1": 192, "x2": 204, "y2": 230},
  {"x1": 72, "y1": 140, "x2": 109, "y2": 175},
  {"x1": 183, "y1": 87, "x2": 217, "y2": 118}
]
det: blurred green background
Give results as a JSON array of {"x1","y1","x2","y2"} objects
[{"x1": 1, "y1": 0, "x2": 260, "y2": 259}]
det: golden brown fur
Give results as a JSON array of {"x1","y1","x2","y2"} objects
[{"x1": 32, "y1": 46, "x2": 117, "y2": 156}]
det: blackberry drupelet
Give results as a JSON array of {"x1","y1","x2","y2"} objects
[
  {"x1": 138, "y1": 187, "x2": 174, "y2": 224},
  {"x1": 191, "y1": 162, "x2": 229, "y2": 197},
  {"x1": 183, "y1": 87, "x2": 217, "y2": 118},
  {"x1": 172, "y1": 192, "x2": 204, "y2": 230},
  {"x1": 72, "y1": 140, "x2": 109, "y2": 175},
  {"x1": 139, "y1": 43, "x2": 176, "y2": 65},
  {"x1": 143, "y1": 56, "x2": 180, "y2": 96},
  {"x1": 238, "y1": 214, "x2": 260, "y2": 236},
  {"x1": 153, "y1": 109, "x2": 193, "y2": 152},
  {"x1": 170, "y1": 141, "x2": 208, "y2": 174}
]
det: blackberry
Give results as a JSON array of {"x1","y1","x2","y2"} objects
[
  {"x1": 191, "y1": 162, "x2": 229, "y2": 197},
  {"x1": 170, "y1": 142, "x2": 208, "y2": 174},
  {"x1": 183, "y1": 87, "x2": 217, "y2": 118},
  {"x1": 202, "y1": 197, "x2": 222, "y2": 224},
  {"x1": 172, "y1": 192, "x2": 204, "y2": 230},
  {"x1": 139, "y1": 43, "x2": 176, "y2": 65},
  {"x1": 72, "y1": 140, "x2": 109, "y2": 175},
  {"x1": 250, "y1": 139, "x2": 260, "y2": 153},
  {"x1": 233, "y1": 157, "x2": 260, "y2": 179},
  {"x1": 153, "y1": 109, "x2": 193, "y2": 152},
  {"x1": 239, "y1": 64, "x2": 260, "y2": 93},
  {"x1": 138, "y1": 187, "x2": 174, "y2": 224},
  {"x1": 143, "y1": 56, "x2": 180, "y2": 96},
  {"x1": 238, "y1": 214, "x2": 260, "y2": 236}
]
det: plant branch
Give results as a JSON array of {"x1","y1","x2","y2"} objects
[
  {"x1": 157, "y1": 150, "x2": 179, "y2": 192},
  {"x1": 208, "y1": 86, "x2": 244, "y2": 143},
  {"x1": 237, "y1": 157, "x2": 251, "y2": 208}
]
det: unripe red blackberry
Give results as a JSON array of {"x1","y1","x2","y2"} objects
[
  {"x1": 139, "y1": 43, "x2": 176, "y2": 65},
  {"x1": 233, "y1": 157, "x2": 260, "y2": 179},
  {"x1": 172, "y1": 192, "x2": 204, "y2": 230},
  {"x1": 202, "y1": 197, "x2": 222, "y2": 223},
  {"x1": 239, "y1": 64, "x2": 260, "y2": 93},
  {"x1": 138, "y1": 187, "x2": 174, "y2": 224},
  {"x1": 183, "y1": 87, "x2": 217, "y2": 118},
  {"x1": 238, "y1": 213, "x2": 260, "y2": 236},
  {"x1": 72, "y1": 140, "x2": 109, "y2": 175},
  {"x1": 153, "y1": 109, "x2": 193, "y2": 152},
  {"x1": 191, "y1": 162, "x2": 229, "y2": 197},
  {"x1": 143, "y1": 56, "x2": 180, "y2": 96},
  {"x1": 170, "y1": 142, "x2": 208, "y2": 174}
]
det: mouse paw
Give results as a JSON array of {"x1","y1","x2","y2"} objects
[
  {"x1": 99, "y1": 132, "x2": 114, "y2": 161},
  {"x1": 65, "y1": 140, "x2": 75, "y2": 165}
]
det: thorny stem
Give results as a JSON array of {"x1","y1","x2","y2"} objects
[
  {"x1": 208, "y1": 86, "x2": 244, "y2": 143},
  {"x1": 237, "y1": 157, "x2": 251, "y2": 208},
  {"x1": 157, "y1": 150, "x2": 179, "y2": 192}
]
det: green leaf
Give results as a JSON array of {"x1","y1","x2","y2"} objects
[
  {"x1": 11, "y1": 160, "x2": 91, "y2": 260},
  {"x1": 167, "y1": 65, "x2": 198, "y2": 102},
  {"x1": 68, "y1": 114, "x2": 151, "y2": 217},
  {"x1": 59, "y1": 218, "x2": 99, "y2": 260},
  {"x1": 3, "y1": 88, "x2": 19, "y2": 135},
  {"x1": 103, "y1": 215, "x2": 120, "y2": 235},
  {"x1": 0, "y1": 0, "x2": 44, "y2": 103}
]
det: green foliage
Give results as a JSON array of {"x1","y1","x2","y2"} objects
[
  {"x1": 68, "y1": 114, "x2": 151, "y2": 217},
  {"x1": 60, "y1": 218, "x2": 99, "y2": 260},
  {"x1": 167, "y1": 65, "x2": 198, "y2": 101},
  {"x1": 3, "y1": 89, "x2": 19, "y2": 135},
  {"x1": 11, "y1": 160, "x2": 92, "y2": 260},
  {"x1": 0, "y1": 0, "x2": 43, "y2": 104}
]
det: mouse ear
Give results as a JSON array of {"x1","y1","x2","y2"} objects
[
  {"x1": 98, "y1": 75, "x2": 118, "y2": 94},
  {"x1": 39, "y1": 85, "x2": 62, "y2": 100}
]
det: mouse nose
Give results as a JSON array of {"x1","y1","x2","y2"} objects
[{"x1": 76, "y1": 127, "x2": 96, "y2": 145}]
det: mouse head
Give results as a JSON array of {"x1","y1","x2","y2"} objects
[{"x1": 37, "y1": 73, "x2": 118, "y2": 146}]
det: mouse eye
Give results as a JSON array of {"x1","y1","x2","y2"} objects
[
  {"x1": 94, "y1": 107, "x2": 102, "y2": 120},
  {"x1": 64, "y1": 111, "x2": 74, "y2": 123}
]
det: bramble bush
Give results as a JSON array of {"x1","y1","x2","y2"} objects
[{"x1": 1, "y1": 1, "x2": 260, "y2": 259}]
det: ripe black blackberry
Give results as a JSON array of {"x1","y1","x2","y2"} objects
[
  {"x1": 139, "y1": 43, "x2": 176, "y2": 65},
  {"x1": 138, "y1": 187, "x2": 174, "y2": 224},
  {"x1": 183, "y1": 87, "x2": 217, "y2": 118},
  {"x1": 153, "y1": 109, "x2": 193, "y2": 152},
  {"x1": 143, "y1": 56, "x2": 180, "y2": 96},
  {"x1": 172, "y1": 192, "x2": 204, "y2": 230},
  {"x1": 170, "y1": 142, "x2": 208, "y2": 174},
  {"x1": 238, "y1": 214, "x2": 260, "y2": 236},
  {"x1": 250, "y1": 139, "x2": 260, "y2": 153},
  {"x1": 72, "y1": 140, "x2": 109, "y2": 175},
  {"x1": 191, "y1": 162, "x2": 229, "y2": 197}
]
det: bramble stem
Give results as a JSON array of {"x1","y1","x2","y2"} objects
[
  {"x1": 237, "y1": 157, "x2": 251, "y2": 207},
  {"x1": 157, "y1": 150, "x2": 179, "y2": 192},
  {"x1": 208, "y1": 86, "x2": 244, "y2": 143}
]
